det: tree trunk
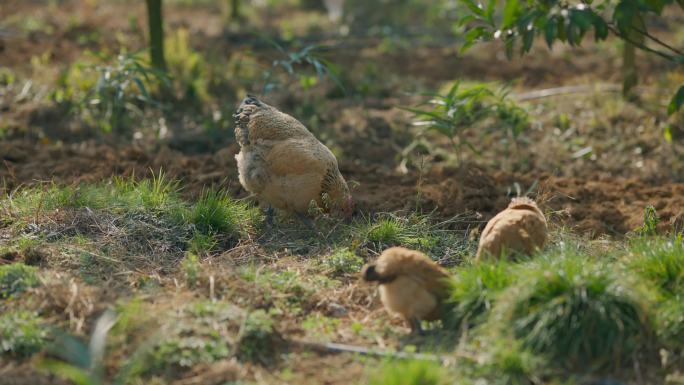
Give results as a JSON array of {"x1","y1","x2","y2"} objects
[
  {"x1": 622, "y1": 41, "x2": 637, "y2": 97},
  {"x1": 230, "y1": 0, "x2": 241, "y2": 20},
  {"x1": 146, "y1": 0, "x2": 166, "y2": 71}
]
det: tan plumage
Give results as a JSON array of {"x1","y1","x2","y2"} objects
[
  {"x1": 475, "y1": 197, "x2": 547, "y2": 261},
  {"x1": 362, "y1": 247, "x2": 452, "y2": 333},
  {"x1": 233, "y1": 96, "x2": 353, "y2": 216}
]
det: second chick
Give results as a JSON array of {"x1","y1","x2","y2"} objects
[
  {"x1": 475, "y1": 196, "x2": 547, "y2": 261},
  {"x1": 362, "y1": 247, "x2": 452, "y2": 334}
]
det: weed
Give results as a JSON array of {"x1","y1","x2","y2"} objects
[
  {"x1": 56, "y1": 52, "x2": 168, "y2": 137},
  {"x1": 238, "y1": 309, "x2": 278, "y2": 363},
  {"x1": 362, "y1": 214, "x2": 437, "y2": 251},
  {"x1": 321, "y1": 248, "x2": 364, "y2": 275},
  {"x1": 0, "y1": 311, "x2": 48, "y2": 357},
  {"x1": 302, "y1": 313, "x2": 341, "y2": 339},
  {"x1": 506, "y1": 255, "x2": 650, "y2": 370},
  {"x1": 626, "y1": 236, "x2": 684, "y2": 297},
  {"x1": 181, "y1": 252, "x2": 202, "y2": 288},
  {"x1": 637, "y1": 205, "x2": 660, "y2": 235},
  {"x1": 402, "y1": 81, "x2": 529, "y2": 165},
  {"x1": 0, "y1": 263, "x2": 40, "y2": 298},
  {"x1": 164, "y1": 27, "x2": 210, "y2": 104},
  {"x1": 365, "y1": 359, "x2": 450, "y2": 385},
  {"x1": 187, "y1": 232, "x2": 217, "y2": 254},
  {"x1": 145, "y1": 302, "x2": 239, "y2": 374},
  {"x1": 445, "y1": 260, "x2": 514, "y2": 331},
  {"x1": 190, "y1": 189, "x2": 262, "y2": 242}
]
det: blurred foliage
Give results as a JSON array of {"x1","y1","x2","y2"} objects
[
  {"x1": 402, "y1": 82, "x2": 529, "y2": 165},
  {"x1": 53, "y1": 52, "x2": 168, "y2": 138},
  {"x1": 457, "y1": 0, "x2": 684, "y2": 113}
]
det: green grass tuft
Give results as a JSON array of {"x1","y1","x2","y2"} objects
[
  {"x1": 627, "y1": 236, "x2": 684, "y2": 298},
  {"x1": 365, "y1": 360, "x2": 450, "y2": 385},
  {"x1": 190, "y1": 189, "x2": 262, "y2": 240},
  {"x1": 321, "y1": 248, "x2": 364, "y2": 275},
  {"x1": 0, "y1": 263, "x2": 40, "y2": 298},
  {"x1": 0, "y1": 311, "x2": 48, "y2": 357},
  {"x1": 445, "y1": 260, "x2": 514, "y2": 330},
  {"x1": 507, "y1": 255, "x2": 650, "y2": 370},
  {"x1": 237, "y1": 309, "x2": 278, "y2": 363}
]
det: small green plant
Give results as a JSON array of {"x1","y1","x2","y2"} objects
[
  {"x1": 366, "y1": 359, "x2": 450, "y2": 385},
  {"x1": 190, "y1": 189, "x2": 262, "y2": 241},
  {"x1": 402, "y1": 82, "x2": 529, "y2": 165},
  {"x1": 445, "y1": 260, "x2": 514, "y2": 331},
  {"x1": 322, "y1": 248, "x2": 364, "y2": 275},
  {"x1": 145, "y1": 302, "x2": 238, "y2": 374},
  {"x1": 506, "y1": 256, "x2": 650, "y2": 370},
  {"x1": 237, "y1": 309, "x2": 278, "y2": 363},
  {"x1": 58, "y1": 52, "x2": 168, "y2": 137},
  {"x1": 637, "y1": 205, "x2": 660, "y2": 236},
  {"x1": 261, "y1": 43, "x2": 343, "y2": 95},
  {"x1": 181, "y1": 252, "x2": 202, "y2": 288},
  {"x1": 0, "y1": 263, "x2": 40, "y2": 298},
  {"x1": 164, "y1": 27, "x2": 210, "y2": 104},
  {"x1": 362, "y1": 215, "x2": 438, "y2": 251},
  {"x1": 0, "y1": 311, "x2": 48, "y2": 357}
]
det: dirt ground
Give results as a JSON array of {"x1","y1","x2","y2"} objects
[{"x1": 2, "y1": 138, "x2": 683, "y2": 237}]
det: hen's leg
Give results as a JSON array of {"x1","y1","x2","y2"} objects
[{"x1": 409, "y1": 317, "x2": 423, "y2": 335}]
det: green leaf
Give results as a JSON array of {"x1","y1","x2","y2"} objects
[
  {"x1": 593, "y1": 17, "x2": 609, "y2": 41},
  {"x1": 502, "y1": 0, "x2": 520, "y2": 28},
  {"x1": 461, "y1": 0, "x2": 486, "y2": 17},
  {"x1": 613, "y1": 0, "x2": 636, "y2": 34},
  {"x1": 465, "y1": 26, "x2": 489, "y2": 43},
  {"x1": 667, "y1": 85, "x2": 684, "y2": 115},
  {"x1": 557, "y1": 18, "x2": 567, "y2": 42},
  {"x1": 504, "y1": 37, "x2": 515, "y2": 60},
  {"x1": 457, "y1": 14, "x2": 477, "y2": 27},
  {"x1": 544, "y1": 19, "x2": 557, "y2": 48},
  {"x1": 521, "y1": 30, "x2": 535, "y2": 54}
]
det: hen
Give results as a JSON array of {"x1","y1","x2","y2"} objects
[
  {"x1": 475, "y1": 197, "x2": 547, "y2": 261},
  {"x1": 363, "y1": 247, "x2": 452, "y2": 334},
  {"x1": 233, "y1": 96, "x2": 353, "y2": 218}
]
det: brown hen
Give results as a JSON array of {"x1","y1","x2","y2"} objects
[
  {"x1": 475, "y1": 197, "x2": 547, "y2": 261},
  {"x1": 362, "y1": 247, "x2": 452, "y2": 334},
  {"x1": 233, "y1": 96, "x2": 353, "y2": 217}
]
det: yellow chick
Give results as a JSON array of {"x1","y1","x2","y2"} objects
[
  {"x1": 233, "y1": 96, "x2": 353, "y2": 218},
  {"x1": 362, "y1": 247, "x2": 452, "y2": 334},
  {"x1": 475, "y1": 197, "x2": 547, "y2": 261}
]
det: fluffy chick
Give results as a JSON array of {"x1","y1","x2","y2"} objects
[
  {"x1": 233, "y1": 96, "x2": 353, "y2": 217},
  {"x1": 362, "y1": 247, "x2": 452, "y2": 334},
  {"x1": 475, "y1": 197, "x2": 547, "y2": 261}
]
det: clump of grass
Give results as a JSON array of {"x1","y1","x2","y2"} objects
[
  {"x1": 504, "y1": 255, "x2": 650, "y2": 370},
  {"x1": 190, "y1": 189, "x2": 262, "y2": 241},
  {"x1": 237, "y1": 309, "x2": 279, "y2": 364},
  {"x1": 365, "y1": 359, "x2": 451, "y2": 385},
  {"x1": 444, "y1": 260, "x2": 514, "y2": 331},
  {"x1": 626, "y1": 236, "x2": 684, "y2": 297},
  {"x1": 636, "y1": 205, "x2": 660, "y2": 236},
  {"x1": 0, "y1": 263, "x2": 40, "y2": 298},
  {"x1": 361, "y1": 214, "x2": 437, "y2": 252},
  {"x1": 321, "y1": 248, "x2": 364, "y2": 275},
  {"x1": 471, "y1": 338, "x2": 547, "y2": 385},
  {"x1": 656, "y1": 295, "x2": 684, "y2": 346},
  {"x1": 181, "y1": 252, "x2": 202, "y2": 288},
  {"x1": 0, "y1": 311, "x2": 48, "y2": 357},
  {"x1": 113, "y1": 172, "x2": 181, "y2": 212},
  {"x1": 4, "y1": 172, "x2": 182, "y2": 217},
  {"x1": 625, "y1": 236, "x2": 684, "y2": 348},
  {"x1": 145, "y1": 302, "x2": 239, "y2": 374}
]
